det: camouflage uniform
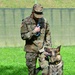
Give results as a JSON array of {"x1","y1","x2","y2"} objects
[{"x1": 20, "y1": 4, "x2": 52, "y2": 75}]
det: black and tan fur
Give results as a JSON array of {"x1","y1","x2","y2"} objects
[{"x1": 45, "y1": 46, "x2": 63, "y2": 75}]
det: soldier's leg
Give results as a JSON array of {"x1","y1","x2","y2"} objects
[
  {"x1": 39, "y1": 53, "x2": 49, "y2": 75},
  {"x1": 25, "y1": 52, "x2": 37, "y2": 75},
  {"x1": 42, "y1": 62, "x2": 49, "y2": 75}
]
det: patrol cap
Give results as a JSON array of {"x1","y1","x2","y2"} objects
[{"x1": 33, "y1": 4, "x2": 43, "y2": 18}]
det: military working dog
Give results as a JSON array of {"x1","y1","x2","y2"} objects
[
  {"x1": 44, "y1": 45, "x2": 63, "y2": 75},
  {"x1": 36, "y1": 46, "x2": 63, "y2": 75}
]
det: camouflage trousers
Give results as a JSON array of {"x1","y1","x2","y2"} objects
[
  {"x1": 25, "y1": 52, "x2": 38, "y2": 75},
  {"x1": 39, "y1": 52, "x2": 49, "y2": 74}
]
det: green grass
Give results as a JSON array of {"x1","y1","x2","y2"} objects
[
  {"x1": 61, "y1": 46, "x2": 75, "y2": 75},
  {"x1": 0, "y1": 47, "x2": 28, "y2": 75},
  {"x1": 0, "y1": 0, "x2": 75, "y2": 8},
  {"x1": 0, "y1": 46, "x2": 75, "y2": 75}
]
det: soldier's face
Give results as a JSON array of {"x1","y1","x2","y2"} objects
[
  {"x1": 33, "y1": 13, "x2": 39, "y2": 19},
  {"x1": 33, "y1": 13, "x2": 39, "y2": 21}
]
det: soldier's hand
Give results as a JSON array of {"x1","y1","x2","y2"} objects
[
  {"x1": 33, "y1": 26, "x2": 40, "y2": 33},
  {"x1": 44, "y1": 51, "x2": 50, "y2": 56}
]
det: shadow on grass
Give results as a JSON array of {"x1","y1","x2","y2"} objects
[{"x1": 0, "y1": 65, "x2": 28, "y2": 75}]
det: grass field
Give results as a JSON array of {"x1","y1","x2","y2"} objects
[{"x1": 0, "y1": 46, "x2": 75, "y2": 75}]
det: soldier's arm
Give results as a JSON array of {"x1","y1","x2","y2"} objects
[
  {"x1": 20, "y1": 20, "x2": 36, "y2": 40},
  {"x1": 44, "y1": 21, "x2": 52, "y2": 47}
]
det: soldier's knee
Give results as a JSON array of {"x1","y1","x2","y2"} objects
[{"x1": 42, "y1": 67, "x2": 48, "y2": 74}]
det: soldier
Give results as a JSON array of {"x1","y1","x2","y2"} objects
[{"x1": 20, "y1": 4, "x2": 52, "y2": 75}]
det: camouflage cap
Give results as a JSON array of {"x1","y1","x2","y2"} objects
[{"x1": 33, "y1": 4, "x2": 43, "y2": 18}]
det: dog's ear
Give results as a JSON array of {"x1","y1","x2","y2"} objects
[{"x1": 57, "y1": 45, "x2": 61, "y2": 51}]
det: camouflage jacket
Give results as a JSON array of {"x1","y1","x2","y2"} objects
[{"x1": 20, "y1": 16, "x2": 52, "y2": 52}]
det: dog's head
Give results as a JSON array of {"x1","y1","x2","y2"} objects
[{"x1": 44, "y1": 45, "x2": 61, "y2": 63}]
